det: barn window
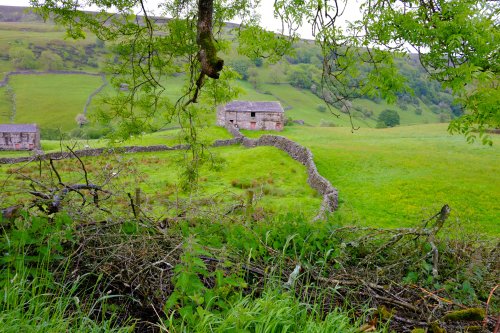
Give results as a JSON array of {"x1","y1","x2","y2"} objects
[{"x1": 250, "y1": 112, "x2": 256, "y2": 117}]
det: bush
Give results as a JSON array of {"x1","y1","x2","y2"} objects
[
  {"x1": 439, "y1": 113, "x2": 451, "y2": 123},
  {"x1": 319, "y1": 119, "x2": 336, "y2": 127},
  {"x1": 430, "y1": 105, "x2": 441, "y2": 114},
  {"x1": 317, "y1": 104, "x2": 327, "y2": 113},
  {"x1": 41, "y1": 128, "x2": 67, "y2": 140},
  {"x1": 414, "y1": 107, "x2": 423, "y2": 115},
  {"x1": 377, "y1": 109, "x2": 400, "y2": 127}
]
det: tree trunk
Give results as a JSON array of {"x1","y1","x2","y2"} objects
[{"x1": 197, "y1": 0, "x2": 224, "y2": 79}]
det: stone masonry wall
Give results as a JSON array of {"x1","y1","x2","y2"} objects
[
  {"x1": 238, "y1": 132, "x2": 338, "y2": 216},
  {"x1": 0, "y1": 144, "x2": 189, "y2": 164},
  {"x1": 0, "y1": 127, "x2": 338, "y2": 218}
]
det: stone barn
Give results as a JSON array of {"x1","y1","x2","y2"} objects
[
  {"x1": 217, "y1": 101, "x2": 284, "y2": 131},
  {"x1": 0, "y1": 124, "x2": 40, "y2": 150}
]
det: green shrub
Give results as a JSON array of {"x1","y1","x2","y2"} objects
[
  {"x1": 319, "y1": 119, "x2": 336, "y2": 127},
  {"x1": 317, "y1": 104, "x2": 327, "y2": 112},
  {"x1": 377, "y1": 109, "x2": 400, "y2": 127}
]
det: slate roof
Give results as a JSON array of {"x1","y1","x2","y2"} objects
[
  {"x1": 0, "y1": 124, "x2": 38, "y2": 133},
  {"x1": 225, "y1": 101, "x2": 284, "y2": 113}
]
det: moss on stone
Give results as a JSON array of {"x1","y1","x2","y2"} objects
[
  {"x1": 442, "y1": 308, "x2": 485, "y2": 322},
  {"x1": 429, "y1": 321, "x2": 446, "y2": 333}
]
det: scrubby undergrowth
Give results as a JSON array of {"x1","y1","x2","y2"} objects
[{"x1": 1, "y1": 201, "x2": 497, "y2": 332}]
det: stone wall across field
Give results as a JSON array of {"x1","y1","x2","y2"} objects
[
  {"x1": 0, "y1": 70, "x2": 103, "y2": 87},
  {"x1": 234, "y1": 130, "x2": 338, "y2": 216},
  {"x1": 0, "y1": 144, "x2": 190, "y2": 164},
  {"x1": 0, "y1": 126, "x2": 338, "y2": 218}
]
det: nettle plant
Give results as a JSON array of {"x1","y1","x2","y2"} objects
[{"x1": 164, "y1": 238, "x2": 247, "y2": 328}]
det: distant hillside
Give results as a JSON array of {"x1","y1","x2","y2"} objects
[{"x1": 0, "y1": 5, "x2": 458, "y2": 137}]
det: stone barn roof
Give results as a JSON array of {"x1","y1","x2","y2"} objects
[
  {"x1": 225, "y1": 101, "x2": 284, "y2": 113},
  {"x1": 0, "y1": 124, "x2": 39, "y2": 133}
]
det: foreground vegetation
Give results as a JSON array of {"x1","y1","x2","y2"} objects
[
  {"x1": 1, "y1": 200, "x2": 497, "y2": 332},
  {"x1": 1, "y1": 123, "x2": 498, "y2": 331},
  {"x1": 0, "y1": 3, "x2": 498, "y2": 332}
]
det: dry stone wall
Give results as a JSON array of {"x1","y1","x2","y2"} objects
[
  {"x1": 0, "y1": 126, "x2": 338, "y2": 218},
  {"x1": 236, "y1": 131, "x2": 338, "y2": 216},
  {"x1": 0, "y1": 144, "x2": 188, "y2": 164}
]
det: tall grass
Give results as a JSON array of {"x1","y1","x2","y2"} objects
[
  {"x1": 184, "y1": 289, "x2": 382, "y2": 333},
  {"x1": 0, "y1": 267, "x2": 132, "y2": 332},
  {"x1": 0, "y1": 213, "x2": 134, "y2": 332}
]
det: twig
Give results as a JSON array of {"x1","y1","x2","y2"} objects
[{"x1": 484, "y1": 284, "x2": 499, "y2": 329}]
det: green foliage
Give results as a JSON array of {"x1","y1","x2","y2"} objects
[
  {"x1": 237, "y1": 24, "x2": 295, "y2": 63},
  {"x1": 227, "y1": 57, "x2": 252, "y2": 80},
  {"x1": 288, "y1": 64, "x2": 318, "y2": 89},
  {"x1": 186, "y1": 290, "x2": 375, "y2": 332},
  {"x1": 377, "y1": 109, "x2": 400, "y2": 127},
  {"x1": 362, "y1": 0, "x2": 499, "y2": 142},
  {"x1": 39, "y1": 50, "x2": 64, "y2": 70},
  {"x1": 164, "y1": 238, "x2": 247, "y2": 329},
  {"x1": 0, "y1": 214, "x2": 132, "y2": 332},
  {"x1": 316, "y1": 104, "x2": 327, "y2": 113},
  {"x1": 0, "y1": 214, "x2": 74, "y2": 276},
  {"x1": 319, "y1": 119, "x2": 336, "y2": 127},
  {"x1": 8, "y1": 45, "x2": 38, "y2": 69}
]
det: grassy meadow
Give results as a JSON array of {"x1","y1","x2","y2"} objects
[
  {"x1": 241, "y1": 123, "x2": 499, "y2": 234},
  {"x1": 0, "y1": 74, "x2": 103, "y2": 129},
  {"x1": 1, "y1": 122, "x2": 498, "y2": 235}
]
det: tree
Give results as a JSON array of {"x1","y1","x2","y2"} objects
[
  {"x1": 75, "y1": 113, "x2": 89, "y2": 128},
  {"x1": 378, "y1": 110, "x2": 400, "y2": 127},
  {"x1": 31, "y1": 0, "x2": 498, "y2": 146},
  {"x1": 247, "y1": 67, "x2": 260, "y2": 89},
  {"x1": 9, "y1": 46, "x2": 38, "y2": 70},
  {"x1": 39, "y1": 50, "x2": 64, "y2": 70}
]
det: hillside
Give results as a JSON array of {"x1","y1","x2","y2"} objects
[{"x1": 0, "y1": 5, "x2": 455, "y2": 138}]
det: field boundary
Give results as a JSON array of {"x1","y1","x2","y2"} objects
[
  {"x1": 214, "y1": 125, "x2": 338, "y2": 216},
  {"x1": 0, "y1": 70, "x2": 103, "y2": 87},
  {"x1": 0, "y1": 126, "x2": 338, "y2": 217}
]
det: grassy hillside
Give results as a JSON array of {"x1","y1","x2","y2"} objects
[
  {"x1": 0, "y1": 74, "x2": 103, "y2": 130},
  {"x1": 1, "y1": 123, "x2": 498, "y2": 235},
  {"x1": 251, "y1": 124, "x2": 499, "y2": 234},
  {"x1": 0, "y1": 5, "x2": 458, "y2": 135}
]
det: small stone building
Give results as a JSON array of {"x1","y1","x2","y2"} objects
[
  {"x1": 0, "y1": 124, "x2": 40, "y2": 150},
  {"x1": 217, "y1": 101, "x2": 284, "y2": 131}
]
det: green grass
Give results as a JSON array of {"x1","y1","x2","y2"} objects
[
  {"x1": 0, "y1": 74, "x2": 103, "y2": 131},
  {"x1": 168, "y1": 289, "x2": 383, "y2": 332},
  {"x1": 0, "y1": 142, "x2": 321, "y2": 218},
  {"x1": 280, "y1": 124, "x2": 500, "y2": 233},
  {"x1": 121, "y1": 145, "x2": 321, "y2": 217},
  {"x1": 0, "y1": 268, "x2": 132, "y2": 333},
  {"x1": 1, "y1": 123, "x2": 498, "y2": 235}
]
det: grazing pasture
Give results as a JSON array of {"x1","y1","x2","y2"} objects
[{"x1": 0, "y1": 74, "x2": 103, "y2": 130}]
